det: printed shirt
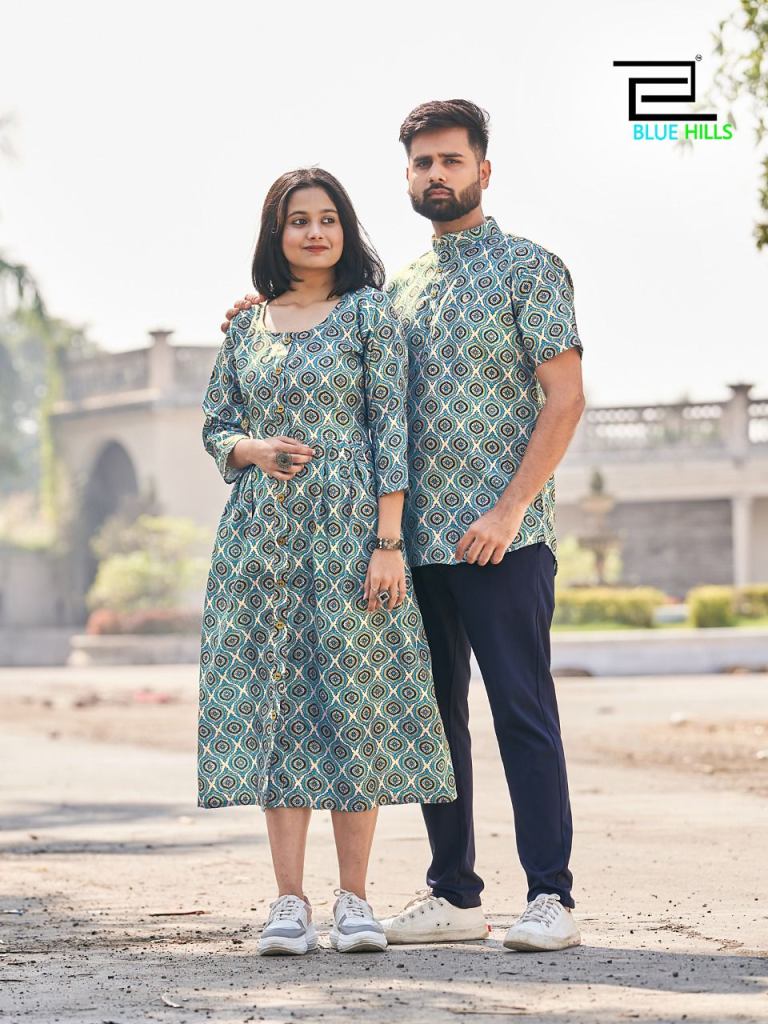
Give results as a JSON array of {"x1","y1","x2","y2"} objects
[{"x1": 386, "y1": 215, "x2": 583, "y2": 569}]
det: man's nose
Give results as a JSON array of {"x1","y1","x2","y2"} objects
[{"x1": 428, "y1": 167, "x2": 447, "y2": 183}]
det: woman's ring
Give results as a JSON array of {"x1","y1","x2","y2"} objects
[
  {"x1": 275, "y1": 451, "x2": 293, "y2": 470},
  {"x1": 377, "y1": 590, "x2": 391, "y2": 604}
]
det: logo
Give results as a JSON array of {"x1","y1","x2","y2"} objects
[{"x1": 612, "y1": 57, "x2": 734, "y2": 141}]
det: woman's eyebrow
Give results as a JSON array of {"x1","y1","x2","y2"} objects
[{"x1": 287, "y1": 208, "x2": 339, "y2": 215}]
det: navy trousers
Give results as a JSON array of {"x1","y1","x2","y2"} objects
[{"x1": 411, "y1": 541, "x2": 574, "y2": 909}]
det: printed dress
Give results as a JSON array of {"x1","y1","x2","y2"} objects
[{"x1": 197, "y1": 285, "x2": 457, "y2": 812}]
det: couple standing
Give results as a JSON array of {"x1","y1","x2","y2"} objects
[{"x1": 198, "y1": 99, "x2": 585, "y2": 956}]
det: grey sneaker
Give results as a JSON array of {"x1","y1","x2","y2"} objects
[
  {"x1": 258, "y1": 894, "x2": 317, "y2": 956},
  {"x1": 329, "y1": 889, "x2": 387, "y2": 953}
]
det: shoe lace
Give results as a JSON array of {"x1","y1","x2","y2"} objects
[
  {"x1": 402, "y1": 888, "x2": 435, "y2": 912},
  {"x1": 268, "y1": 894, "x2": 306, "y2": 923},
  {"x1": 517, "y1": 893, "x2": 562, "y2": 926},
  {"x1": 333, "y1": 888, "x2": 369, "y2": 918}
]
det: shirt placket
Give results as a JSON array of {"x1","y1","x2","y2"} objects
[{"x1": 266, "y1": 334, "x2": 294, "y2": 765}]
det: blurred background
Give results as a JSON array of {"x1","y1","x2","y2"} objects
[{"x1": 0, "y1": 0, "x2": 766, "y2": 673}]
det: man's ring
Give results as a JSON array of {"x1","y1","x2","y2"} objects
[
  {"x1": 275, "y1": 451, "x2": 293, "y2": 470},
  {"x1": 377, "y1": 590, "x2": 391, "y2": 604}
]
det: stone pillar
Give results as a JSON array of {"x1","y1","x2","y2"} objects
[
  {"x1": 731, "y1": 494, "x2": 753, "y2": 587},
  {"x1": 148, "y1": 328, "x2": 175, "y2": 395},
  {"x1": 724, "y1": 383, "x2": 753, "y2": 460}
]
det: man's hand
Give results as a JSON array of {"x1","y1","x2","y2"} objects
[
  {"x1": 455, "y1": 502, "x2": 527, "y2": 566},
  {"x1": 221, "y1": 293, "x2": 264, "y2": 333}
]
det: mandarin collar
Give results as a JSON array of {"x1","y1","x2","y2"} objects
[{"x1": 431, "y1": 215, "x2": 501, "y2": 256}]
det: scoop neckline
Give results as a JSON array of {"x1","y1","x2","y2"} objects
[{"x1": 259, "y1": 290, "x2": 349, "y2": 337}]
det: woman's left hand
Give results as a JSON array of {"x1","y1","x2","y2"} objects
[{"x1": 364, "y1": 549, "x2": 407, "y2": 612}]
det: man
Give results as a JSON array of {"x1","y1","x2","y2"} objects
[{"x1": 222, "y1": 99, "x2": 585, "y2": 952}]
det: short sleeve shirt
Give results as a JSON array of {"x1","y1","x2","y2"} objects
[{"x1": 386, "y1": 215, "x2": 583, "y2": 569}]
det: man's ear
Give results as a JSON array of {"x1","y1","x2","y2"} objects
[{"x1": 480, "y1": 159, "x2": 492, "y2": 190}]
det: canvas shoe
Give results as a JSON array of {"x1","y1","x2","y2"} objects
[
  {"x1": 381, "y1": 889, "x2": 489, "y2": 944},
  {"x1": 503, "y1": 893, "x2": 581, "y2": 951},
  {"x1": 257, "y1": 894, "x2": 317, "y2": 956},
  {"x1": 329, "y1": 889, "x2": 388, "y2": 953}
]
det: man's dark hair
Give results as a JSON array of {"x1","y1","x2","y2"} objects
[
  {"x1": 251, "y1": 167, "x2": 385, "y2": 300},
  {"x1": 399, "y1": 99, "x2": 490, "y2": 159}
]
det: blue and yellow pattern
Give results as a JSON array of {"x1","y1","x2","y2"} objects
[
  {"x1": 197, "y1": 285, "x2": 456, "y2": 811},
  {"x1": 387, "y1": 215, "x2": 583, "y2": 569}
]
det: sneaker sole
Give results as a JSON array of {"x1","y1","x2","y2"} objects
[
  {"x1": 330, "y1": 930, "x2": 388, "y2": 954},
  {"x1": 503, "y1": 935, "x2": 581, "y2": 952},
  {"x1": 258, "y1": 935, "x2": 318, "y2": 956},
  {"x1": 385, "y1": 927, "x2": 489, "y2": 944}
]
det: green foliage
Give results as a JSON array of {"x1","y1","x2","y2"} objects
[
  {"x1": 86, "y1": 514, "x2": 210, "y2": 614},
  {"x1": 710, "y1": 0, "x2": 768, "y2": 248},
  {"x1": 554, "y1": 587, "x2": 666, "y2": 628},
  {"x1": 736, "y1": 583, "x2": 768, "y2": 618},
  {"x1": 553, "y1": 535, "x2": 622, "y2": 587},
  {"x1": 687, "y1": 586, "x2": 737, "y2": 627}
]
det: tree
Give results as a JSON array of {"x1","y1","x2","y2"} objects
[
  {"x1": 0, "y1": 114, "x2": 100, "y2": 531},
  {"x1": 710, "y1": 1, "x2": 768, "y2": 249}
]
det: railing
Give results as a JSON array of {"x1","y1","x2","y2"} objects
[
  {"x1": 61, "y1": 349, "x2": 150, "y2": 401},
  {"x1": 57, "y1": 336, "x2": 767, "y2": 460},
  {"x1": 749, "y1": 401, "x2": 768, "y2": 445},
  {"x1": 172, "y1": 346, "x2": 216, "y2": 392},
  {"x1": 571, "y1": 402, "x2": 725, "y2": 453}
]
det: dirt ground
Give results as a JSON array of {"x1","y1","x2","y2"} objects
[{"x1": 1, "y1": 664, "x2": 766, "y2": 1023}]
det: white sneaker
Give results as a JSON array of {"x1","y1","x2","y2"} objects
[
  {"x1": 381, "y1": 889, "x2": 489, "y2": 944},
  {"x1": 503, "y1": 893, "x2": 581, "y2": 951},
  {"x1": 329, "y1": 889, "x2": 388, "y2": 953},
  {"x1": 258, "y1": 894, "x2": 317, "y2": 956}
]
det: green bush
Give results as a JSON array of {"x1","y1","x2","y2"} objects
[
  {"x1": 86, "y1": 514, "x2": 209, "y2": 615},
  {"x1": 735, "y1": 584, "x2": 768, "y2": 620},
  {"x1": 687, "y1": 586, "x2": 736, "y2": 628},
  {"x1": 554, "y1": 587, "x2": 666, "y2": 628}
]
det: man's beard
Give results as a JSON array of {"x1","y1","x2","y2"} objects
[{"x1": 410, "y1": 179, "x2": 482, "y2": 223}]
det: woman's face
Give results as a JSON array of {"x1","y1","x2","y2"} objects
[{"x1": 281, "y1": 186, "x2": 344, "y2": 276}]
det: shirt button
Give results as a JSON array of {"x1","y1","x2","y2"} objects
[
  {"x1": 277, "y1": 536, "x2": 287, "y2": 545},
  {"x1": 277, "y1": 493, "x2": 286, "y2": 504},
  {"x1": 276, "y1": 404, "x2": 285, "y2": 413},
  {"x1": 275, "y1": 620, "x2": 285, "y2": 630},
  {"x1": 276, "y1": 577, "x2": 286, "y2": 587},
  {"x1": 273, "y1": 670, "x2": 283, "y2": 680},
  {"x1": 283, "y1": 337, "x2": 291, "y2": 346},
  {"x1": 270, "y1": 710, "x2": 277, "y2": 719}
]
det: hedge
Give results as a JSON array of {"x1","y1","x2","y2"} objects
[{"x1": 554, "y1": 587, "x2": 666, "y2": 628}]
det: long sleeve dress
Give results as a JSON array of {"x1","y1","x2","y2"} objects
[{"x1": 197, "y1": 285, "x2": 457, "y2": 812}]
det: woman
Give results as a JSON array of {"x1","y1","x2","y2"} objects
[{"x1": 198, "y1": 167, "x2": 456, "y2": 956}]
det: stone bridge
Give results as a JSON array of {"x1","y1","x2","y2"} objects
[{"x1": 50, "y1": 330, "x2": 768, "y2": 613}]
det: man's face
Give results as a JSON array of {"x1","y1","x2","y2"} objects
[{"x1": 406, "y1": 126, "x2": 490, "y2": 223}]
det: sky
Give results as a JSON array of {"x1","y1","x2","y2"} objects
[{"x1": 1, "y1": 0, "x2": 766, "y2": 407}]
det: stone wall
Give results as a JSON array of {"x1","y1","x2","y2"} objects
[{"x1": 556, "y1": 498, "x2": 733, "y2": 597}]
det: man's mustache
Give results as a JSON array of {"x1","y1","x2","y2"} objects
[{"x1": 425, "y1": 186, "x2": 455, "y2": 197}]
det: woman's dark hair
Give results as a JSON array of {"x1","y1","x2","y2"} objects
[
  {"x1": 251, "y1": 167, "x2": 385, "y2": 299},
  {"x1": 399, "y1": 99, "x2": 490, "y2": 160}
]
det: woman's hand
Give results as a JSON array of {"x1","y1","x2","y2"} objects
[
  {"x1": 248, "y1": 436, "x2": 315, "y2": 481},
  {"x1": 363, "y1": 549, "x2": 407, "y2": 613},
  {"x1": 221, "y1": 293, "x2": 264, "y2": 333}
]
